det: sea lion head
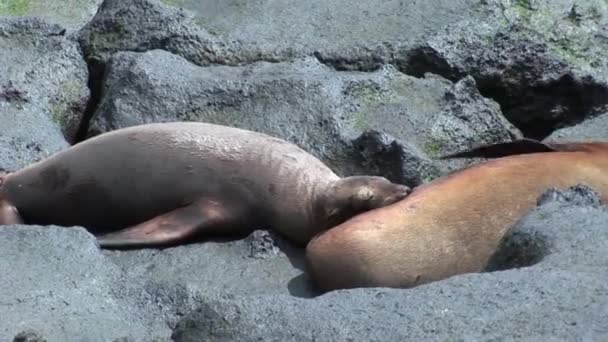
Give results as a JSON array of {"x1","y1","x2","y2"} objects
[{"x1": 321, "y1": 176, "x2": 410, "y2": 229}]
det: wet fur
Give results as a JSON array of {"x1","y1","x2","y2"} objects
[{"x1": 306, "y1": 139, "x2": 608, "y2": 291}]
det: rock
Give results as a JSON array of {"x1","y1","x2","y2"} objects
[
  {"x1": 12, "y1": 329, "x2": 47, "y2": 342},
  {"x1": 2, "y1": 0, "x2": 608, "y2": 340},
  {"x1": 172, "y1": 186, "x2": 608, "y2": 341},
  {"x1": 0, "y1": 0, "x2": 102, "y2": 33},
  {"x1": 245, "y1": 230, "x2": 282, "y2": 260},
  {"x1": 0, "y1": 226, "x2": 170, "y2": 341},
  {"x1": 545, "y1": 111, "x2": 608, "y2": 143},
  {"x1": 0, "y1": 17, "x2": 89, "y2": 159},
  {"x1": 412, "y1": 0, "x2": 608, "y2": 139},
  {"x1": 77, "y1": 0, "x2": 485, "y2": 69},
  {"x1": 77, "y1": 0, "x2": 237, "y2": 67},
  {"x1": 88, "y1": 49, "x2": 519, "y2": 184},
  {"x1": 0, "y1": 107, "x2": 68, "y2": 172}
]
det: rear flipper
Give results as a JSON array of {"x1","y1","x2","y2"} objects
[
  {"x1": 97, "y1": 199, "x2": 242, "y2": 249},
  {"x1": 0, "y1": 200, "x2": 24, "y2": 225},
  {"x1": 439, "y1": 138, "x2": 564, "y2": 159}
]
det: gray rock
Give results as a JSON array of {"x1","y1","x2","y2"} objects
[
  {"x1": 172, "y1": 186, "x2": 608, "y2": 341},
  {"x1": 0, "y1": 17, "x2": 89, "y2": 154},
  {"x1": 161, "y1": 0, "x2": 485, "y2": 70},
  {"x1": 0, "y1": 107, "x2": 68, "y2": 172},
  {"x1": 0, "y1": 0, "x2": 102, "y2": 33},
  {"x1": 77, "y1": 0, "x2": 239, "y2": 67},
  {"x1": 77, "y1": 0, "x2": 485, "y2": 69},
  {"x1": 244, "y1": 230, "x2": 282, "y2": 259},
  {"x1": 0, "y1": 224, "x2": 313, "y2": 340},
  {"x1": 89, "y1": 49, "x2": 519, "y2": 184},
  {"x1": 2, "y1": 0, "x2": 608, "y2": 340},
  {"x1": 12, "y1": 329, "x2": 47, "y2": 342},
  {"x1": 545, "y1": 111, "x2": 608, "y2": 143},
  {"x1": 101, "y1": 229, "x2": 311, "y2": 302},
  {"x1": 415, "y1": 0, "x2": 608, "y2": 139},
  {"x1": 0, "y1": 225, "x2": 170, "y2": 341}
]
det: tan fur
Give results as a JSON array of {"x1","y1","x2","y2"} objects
[
  {"x1": 306, "y1": 142, "x2": 608, "y2": 291},
  {"x1": 0, "y1": 122, "x2": 410, "y2": 248}
]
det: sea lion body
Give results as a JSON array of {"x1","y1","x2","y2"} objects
[
  {"x1": 305, "y1": 140, "x2": 608, "y2": 291},
  {"x1": 0, "y1": 122, "x2": 410, "y2": 247}
]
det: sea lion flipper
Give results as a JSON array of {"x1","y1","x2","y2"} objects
[
  {"x1": 439, "y1": 139, "x2": 559, "y2": 159},
  {"x1": 97, "y1": 199, "x2": 231, "y2": 248},
  {"x1": 0, "y1": 199, "x2": 23, "y2": 225}
]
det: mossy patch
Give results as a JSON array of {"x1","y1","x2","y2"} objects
[
  {"x1": 513, "y1": 0, "x2": 534, "y2": 24},
  {"x1": 418, "y1": 165, "x2": 442, "y2": 183},
  {"x1": 0, "y1": 0, "x2": 31, "y2": 16},
  {"x1": 160, "y1": 0, "x2": 178, "y2": 6},
  {"x1": 422, "y1": 139, "x2": 445, "y2": 157},
  {"x1": 353, "y1": 111, "x2": 369, "y2": 131},
  {"x1": 347, "y1": 82, "x2": 385, "y2": 104},
  {"x1": 50, "y1": 103, "x2": 65, "y2": 126},
  {"x1": 498, "y1": 0, "x2": 608, "y2": 69},
  {"x1": 346, "y1": 82, "x2": 388, "y2": 131},
  {"x1": 49, "y1": 80, "x2": 83, "y2": 128}
]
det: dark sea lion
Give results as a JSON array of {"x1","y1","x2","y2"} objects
[
  {"x1": 305, "y1": 139, "x2": 608, "y2": 291},
  {"x1": 0, "y1": 122, "x2": 410, "y2": 248}
]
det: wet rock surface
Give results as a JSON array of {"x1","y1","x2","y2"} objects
[{"x1": 1, "y1": 0, "x2": 607, "y2": 340}]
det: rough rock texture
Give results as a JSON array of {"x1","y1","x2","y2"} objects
[
  {"x1": 77, "y1": 0, "x2": 608, "y2": 140},
  {"x1": 0, "y1": 225, "x2": 309, "y2": 341},
  {"x1": 77, "y1": 0, "x2": 239, "y2": 67},
  {"x1": 171, "y1": 186, "x2": 608, "y2": 341},
  {"x1": 0, "y1": 225, "x2": 169, "y2": 341},
  {"x1": 0, "y1": 17, "x2": 89, "y2": 167},
  {"x1": 1, "y1": 0, "x2": 608, "y2": 340},
  {"x1": 0, "y1": 0, "x2": 102, "y2": 33},
  {"x1": 77, "y1": 0, "x2": 486, "y2": 68},
  {"x1": 89, "y1": 49, "x2": 519, "y2": 183},
  {"x1": 413, "y1": 0, "x2": 608, "y2": 139},
  {"x1": 545, "y1": 111, "x2": 608, "y2": 142}
]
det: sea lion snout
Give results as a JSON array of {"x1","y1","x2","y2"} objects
[
  {"x1": 355, "y1": 177, "x2": 410, "y2": 210},
  {"x1": 378, "y1": 184, "x2": 410, "y2": 206},
  {"x1": 331, "y1": 176, "x2": 411, "y2": 210}
]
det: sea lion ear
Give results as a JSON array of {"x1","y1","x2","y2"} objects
[{"x1": 439, "y1": 138, "x2": 560, "y2": 159}]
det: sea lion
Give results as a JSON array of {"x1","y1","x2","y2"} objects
[
  {"x1": 0, "y1": 122, "x2": 410, "y2": 248},
  {"x1": 305, "y1": 139, "x2": 608, "y2": 291}
]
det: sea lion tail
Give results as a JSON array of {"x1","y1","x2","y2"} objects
[{"x1": 439, "y1": 139, "x2": 565, "y2": 159}]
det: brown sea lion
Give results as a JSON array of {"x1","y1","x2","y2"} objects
[
  {"x1": 0, "y1": 122, "x2": 410, "y2": 248},
  {"x1": 305, "y1": 139, "x2": 608, "y2": 291}
]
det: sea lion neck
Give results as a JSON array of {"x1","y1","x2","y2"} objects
[{"x1": 308, "y1": 179, "x2": 339, "y2": 229}]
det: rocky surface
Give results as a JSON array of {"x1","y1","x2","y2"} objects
[
  {"x1": 0, "y1": 17, "x2": 89, "y2": 169},
  {"x1": 1, "y1": 0, "x2": 608, "y2": 340},
  {"x1": 0, "y1": 0, "x2": 101, "y2": 33},
  {"x1": 415, "y1": 0, "x2": 608, "y2": 140}
]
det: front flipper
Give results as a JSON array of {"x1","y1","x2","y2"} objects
[
  {"x1": 439, "y1": 138, "x2": 559, "y2": 159},
  {"x1": 0, "y1": 199, "x2": 23, "y2": 225},
  {"x1": 97, "y1": 199, "x2": 235, "y2": 249}
]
